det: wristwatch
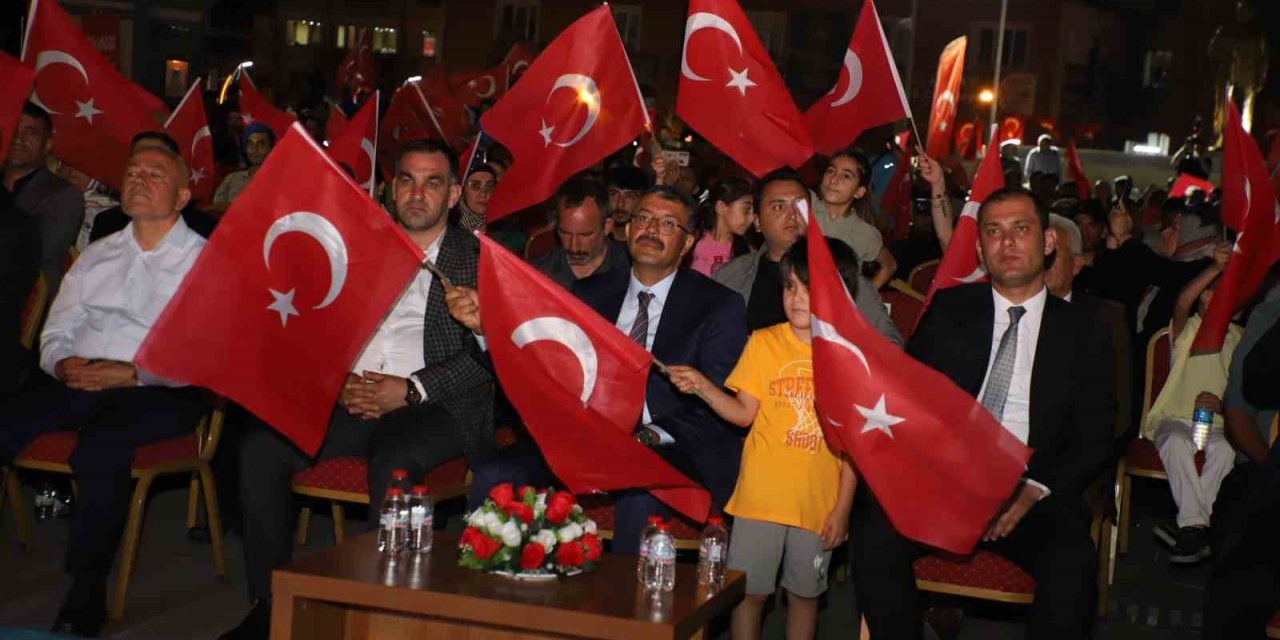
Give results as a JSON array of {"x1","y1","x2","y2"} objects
[{"x1": 404, "y1": 379, "x2": 423, "y2": 406}]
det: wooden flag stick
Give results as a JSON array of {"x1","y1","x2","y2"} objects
[
  {"x1": 422, "y1": 256, "x2": 453, "y2": 289},
  {"x1": 651, "y1": 356, "x2": 708, "y2": 402}
]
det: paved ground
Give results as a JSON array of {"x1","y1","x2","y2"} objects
[{"x1": 0, "y1": 471, "x2": 1206, "y2": 639}]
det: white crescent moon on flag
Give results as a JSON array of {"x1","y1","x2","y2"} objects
[
  {"x1": 262, "y1": 212, "x2": 349, "y2": 309},
  {"x1": 511, "y1": 317, "x2": 599, "y2": 406},
  {"x1": 31, "y1": 50, "x2": 91, "y2": 115},
  {"x1": 681, "y1": 12, "x2": 744, "y2": 82},
  {"x1": 191, "y1": 126, "x2": 211, "y2": 157},
  {"x1": 544, "y1": 74, "x2": 601, "y2": 148},
  {"x1": 511, "y1": 59, "x2": 530, "y2": 75},
  {"x1": 358, "y1": 137, "x2": 375, "y2": 192},
  {"x1": 475, "y1": 75, "x2": 497, "y2": 99},
  {"x1": 829, "y1": 49, "x2": 864, "y2": 107},
  {"x1": 953, "y1": 264, "x2": 988, "y2": 284},
  {"x1": 811, "y1": 316, "x2": 871, "y2": 376}
]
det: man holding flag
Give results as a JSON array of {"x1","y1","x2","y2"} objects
[{"x1": 853, "y1": 187, "x2": 1114, "y2": 639}]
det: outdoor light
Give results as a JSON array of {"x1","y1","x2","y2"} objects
[
  {"x1": 978, "y1": 89, "x2": 995, "y2": 104},
  {"x1": 405, "y1": 75, "x2": 422, "y2": 85},
  {"x1": 218, "y1": 60, "x2": 255, "y2": 104}
]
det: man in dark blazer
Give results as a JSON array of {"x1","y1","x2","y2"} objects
[
  {"x1": 449, "y1": 185, "x2": 749, "y2": 553},
  {"x1": 222, "y1": 140, "x2": 493, "y2": 640},
  {"x1": 851, "y1": 187, "x2": 1115, "y2": 640}
]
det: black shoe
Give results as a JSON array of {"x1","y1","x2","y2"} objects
[
  {"x1": 1170, "y1": 526, "x2": 1211, "y2": 564},
  {"x1": 50, "y1": 576, "x2": 107, "y2": 637},
  {"x1": 1153, "y1": 522, "x2": 1179, "y2": 549},
  {"x1": 218, "y1": 598, "x2": 271, "y2": 640}
]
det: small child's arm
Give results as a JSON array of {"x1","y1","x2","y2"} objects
[
  {"x1": 666, "y1": 365, "x2": 758, "y2": 428},
  {"x1": 820, "y1": 456, "x2": 857, "y2": 550},
  {"x1": 1172, "y1": 242, "x2": 1230, "y2": 340}
]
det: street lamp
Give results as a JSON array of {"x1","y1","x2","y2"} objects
[
  {"x1": 978, "y1": 88, "x2": 995, "y2": 105},
  {"x1": 218, "y1": 60, "x2": 255, "y2": 104}
]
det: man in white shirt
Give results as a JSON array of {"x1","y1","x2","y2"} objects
[
  {"x1": 1023, "y1": 134, "x2": 1062, "y2": 181},
  {"x1": 851, "y1": 187, "x2": 1115, "y2": 640},
  {"x1": 223, "y1": 139, "x2": 493, "y2": 640},
  {"x1": 0, "y1": 146, "x2": 207, "y2": 636}
]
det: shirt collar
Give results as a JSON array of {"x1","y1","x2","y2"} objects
[
  {"x1": 991, "y1": 284, "x2": 1048, "y2": 321},
  {"x1": 123, "y1": 214, "x2": 194, "y2": 253},
  {"x1": 628, "y1": 268, "x2": 678, "y2": 305},
  {"x1": 426, "y1": 227, "x2": 446, "y2": 262},
  {"x1": 1062, "y1": 291, "x2": 1073, "y2": 303}
]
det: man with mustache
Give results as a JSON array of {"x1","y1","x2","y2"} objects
[
  {"x1": 532, "y1": 176, "x2": 630, "y2": 289},
  {"x1": 605, "y1": 165, "x2": 649, "y2": 243},
  {"x1": 448, "y1": 185, "x2": 749, "y2": 551}
]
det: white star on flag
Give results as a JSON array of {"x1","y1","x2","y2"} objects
[
  {"x1": 190, "y1": 167, "x2": 205, "y2": 185},
  {"x1": 74, "y1": 98, "x2": 103, "y2": 124},
  {"x1": 856, "y1": 394, "x2": 905, "y2": 438},
  {"x1": 726, "y1": 68, "x2": 757, "y2": 96},
  {"x1": 242, "y1": 113, "x2": 255, "y2": 125},
  {"x1": 267, "y1": 288, "x2": 300, "y2": 326},
  {"x1": 538, "y1": 119, "x2": 555, "y2": 147}
]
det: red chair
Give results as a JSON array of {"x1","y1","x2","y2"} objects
[
  {"x1": 523, "y1": 223, "x2": 557, "y2": 262},
  {"x1": 1, "y1": 398, "x2": 227, "y2": 621},
  {"x1": 578, "y1": 494, "x2": 704, "y2": 551},
  {"x1": 882, "y1": 282, "x2": 926, "y2": 341},
  {"x1": 907, "y1": 259, "x2": 939, "y2": 297}
]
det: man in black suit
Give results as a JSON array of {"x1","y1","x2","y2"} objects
[
  {"x1": 221, "y1": 139, "x2": 493, "y2": 640},
  {"x1": 449, "y1": 185, "x2": 749, "y2": 552},
  {"x1": 851, "y1": 187, "x2": 1115, "y2": 640}
]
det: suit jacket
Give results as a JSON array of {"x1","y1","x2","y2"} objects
[
  {"x1": 572, "y1": 266, "x2": 749, "y2": 505},
  {"x1": 413, "y1": 226, "x2": 495, "y2": 460},
  {"x1": 908, "y1": 284, "x2": 1115, "y2": 518},
  {"x1": 13, "y1": 167, "x2": 83, "y2": 301}
]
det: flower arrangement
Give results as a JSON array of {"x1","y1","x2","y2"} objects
[{"x1": 458, "y1": 483, "x2": 602, "y2": 577}]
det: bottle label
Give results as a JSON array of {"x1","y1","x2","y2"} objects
[
  {"x1": 380, "y1": 513, "x2": 393, "y2": 530},
  {"x1": 707, "y1": 542, "x2": 722, "y2": 562},
  {"x1": 410, "y1": 505, "x2": 426, "y2": 528}
]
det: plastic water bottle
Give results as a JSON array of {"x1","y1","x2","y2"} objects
[
  {"x1": 33, "y1": 483, "x2": 56, "y2": 522},
  {"x1": 390, "y1": 469, "x2": 409, "y2": 495},
  {"x1": 379, "y1": 488, "x2": 407, "y2": 554},
  {"x1": 697, "y1": 516, "x2": 729, "y2": 587},
  {"x1": 407, "y1": 485, "x2": 433, "y2": 554},
  {"x1": 636, "y1": 515, "x2": 665, "y2": 583},
  {"x1": 644, "y1": 523, "x2": 676, "y2": 593},
  {"x1": 1192, "y1": 406, "x2": 1214, "y2": 451}
]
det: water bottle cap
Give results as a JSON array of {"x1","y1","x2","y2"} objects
[
  {"x1": 707, "y1": 516, "x2": 724, "y2": 526},
  {"x1": 387, "y1": 488, "x2": 404, "y2": 496},
  {"x1": 656, "y1": 523, "x2": 671, "y2": 531},
  {"x1": 412, "y1": 485, "x2": 428, "y2": 494},
  {"x1": 392, "y1": 469, "x2": 409, "y2": 480},
  {"x1": 647, "y1": 516, "x2": 664, "y2": 525}
]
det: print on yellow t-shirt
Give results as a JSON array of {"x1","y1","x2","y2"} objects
[{"x1": 770, "y1": 363, "x2": 821, "y2": 452}]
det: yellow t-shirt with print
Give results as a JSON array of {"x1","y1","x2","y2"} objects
[{"x1": 724, "y1": 323, "x2": 842, "y2": 534}]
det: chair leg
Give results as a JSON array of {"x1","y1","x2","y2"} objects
[
  {"x1": 111, "y1": 474, "x2": 154, "y2": 621},
  {"x1": 197, "y1": 465, "x2": 225, "y2": 579},
  {"x1": 1118, "y1": 475, "x2": 1132, "y2": 554},
  {"x1": 3, "y1": 469, "x2": 31, "y2": 550},
  {"x1": 185, "y1": 472, "x2": 200, "y2": 530},
  {"x1": 331, "y1": 503, "x2": 345, "y2": 546},
  {"x1": 1097, "y1": 518, "x2": 1112, "y2": 617},
  {"x1": 297, "y1": 506, "x2": 311, "y2": 546}
]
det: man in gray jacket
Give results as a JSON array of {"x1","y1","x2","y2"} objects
[{"x1": 714, "y1": 169, "x2": 902, "y2": 345}]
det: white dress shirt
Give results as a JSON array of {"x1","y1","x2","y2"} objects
[
  {"x1": 351, "y1": 230, "x2": 444, "y2": 399},
  {"x1": 41, "y1": 218, "x2": 205, "y2": 386},
  {"x1": 976, "y1": 286, "x2": 1051, "y2": 496},
  {"x1": 615, "y1": 269, "x2": 677, "y2": 442}
]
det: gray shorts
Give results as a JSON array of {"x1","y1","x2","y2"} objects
[{"x1": 726, "y1": 517, "x2": 831, "y2": 598}]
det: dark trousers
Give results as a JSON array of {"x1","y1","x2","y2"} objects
[
  {"x1": 239, "y1": 402, "x2": 462, "y2": 600},
  {"x1": 0, "y1": 382, "x2": 205, "y2": 577},
  {"x1": 851, "y1": 484, "x2": 1097, "y2": 640},
  {"x1": 1203, "y1": 461, "x2": 1280, "y2": 640}
]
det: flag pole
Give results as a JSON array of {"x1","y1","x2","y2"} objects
[
  {"x1": 422, "y1": 256, "x2": 453, "y2": 289},
  {"x1": 988, "y1": 0, "x2": 1009, "y2": 132}
]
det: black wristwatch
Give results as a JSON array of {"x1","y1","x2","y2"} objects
[{"x1": 404, "y1": 379, "x2": 423, "y2": 406}]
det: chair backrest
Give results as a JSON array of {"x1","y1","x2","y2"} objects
[
  {"x1": 19, "y1": 272, "x2": 48, "y2": 350},
  {"x1": 907, "y1": 259, "x2": 939, "y2": 296},
  {"x1": 881, "y1": 288, "x2": 925, "y2": 342},
  {"x1": 523, "y1": 223, "x2": 556, "y2": 261},
  {"x1": 1143, "y1": 328, "x2": 1172, "y2": 420}
]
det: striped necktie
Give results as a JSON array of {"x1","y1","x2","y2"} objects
[{"x1": 628, "y1": 291, "x2": 654, "y2": 347}]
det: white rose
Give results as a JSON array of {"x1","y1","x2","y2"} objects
[
  {"x1": 484, "y1": 511, "x2": 503, "y2": 535},
  {"x1": 583, "y1": 520, "x2": 597, "y2": 535},
  {"x1": 535, "y1": 492, "x2": 548, "y2": 517},
  {"x1": 466, "y1": 509, "x2": 486, "y2": 528},
  {"x1": 534, "y1": 529, "x2": 558, "y2": 551},
  {"x1": 500, "y1": 519, "x2": 523, "y2": 547},
  {"x1": 558, "y1": 522, "x2": 583, "y2": 543}
]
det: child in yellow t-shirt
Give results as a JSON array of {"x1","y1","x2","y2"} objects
[{"x1": 669, "y1": 238, "x2": 858, "y2": 640}]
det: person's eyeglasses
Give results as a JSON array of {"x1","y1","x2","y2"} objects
[
  {"x1": 632, "y1": 212, "x2": 690, "y2": 236},
  {"x1": 466, "y1": 180, "x2": 495, "y2": 193}
]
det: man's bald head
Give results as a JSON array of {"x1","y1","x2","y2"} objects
[{"x1": 122, "y1": 147, "x2": 191, "y2": 222}]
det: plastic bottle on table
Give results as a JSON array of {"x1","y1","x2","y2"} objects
[
  {"x1": 33, "y1": 483, "x2": 56, "y2": 522},
  {"x1": 379, "y1": 488, "x2": 407, "y2": 554},
  {"x1": 645, "y1": 523, "x2": 676, "y2": 593},
  {"x1": 636, "y1": 515, "x2": 665, "y2": 583},
  {"x1": 697, "y1": 516, "x2": 729, "y2": 587},
  {"x1": 407, "y1": 485, "x2": 433, "y2": 554}
]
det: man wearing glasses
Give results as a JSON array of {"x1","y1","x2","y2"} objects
[{"x1": 449, "y1": 185, "x2": 749, "y2": 552}]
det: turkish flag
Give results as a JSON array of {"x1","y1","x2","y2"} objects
[
  {"x1": 1192, "y1": 100, "x2": 1280, "y2": 354},
  {"x1": 414, "y1": 74, "x2": 469, "y2": 149},
  {"x1": 324, "y1": 104, "x2": 348, "y2": 144},
  {"x1": 481, "y1": 7, "x2": 647, "y2": 222},
  {"x1": 163, "y1": 80, "x2": 216, "y2": 205},
  {"x1": 1065, "y1": 140, "x2": 1090, "y2": 200},
  {"x1": 22, "y1": 0, "x2": 168, "y2": 189},
  {"x1": 238, "y1": 73, "x2": 296, "y2": 141},
  {"x1": 998, "y1": 115, "x2": 1024, "y2": 144},
  {"x1": 477, "y1": 233, "x2": 711, "y2": 522},
  {"x1": 925, "y1": 37, "x2": 965, "y2": 159},
  {"x1": 677, "y1": 0, "x2": 813, "y2": 176},
  {"x1": 803, "y1": 0, "x2": 910, "y2": 157},
  {"x1": 0, "y1": 51, "x2": 35, "y2": 164},
  {"x1": 879, "y1": 145, "x2": 914, "y2": 242},
  {"x1": 955, "y1": 119, "x2": 979, "y2": 160},
  {"x1": 336, "y1": 28, "x2": 376, "y2": 96},
  {"x1": 450, "y1": 68, "x2": 503, "y2": 107},
  {"x1": 923, "y1": 129, "x2": 1003, "y2": 307},
  {"x1": 1169, "y1": 173, "x2": 1216, "y2": 198},
  {"x1": 135, "y1": 124, "x2": 424, "y2": 456},
  {"x1": 327, "y1": 90, "x2": 378, "y2": 195},
  {"x1": 377, "y1": 85, "x2": 431, "y2": 182},
  {"x1": 502, "y1": 43, "x2": 536, "y2": 92},
  {"x1": 805, "y1": 214, "x2": 1030, "y2": 554}
]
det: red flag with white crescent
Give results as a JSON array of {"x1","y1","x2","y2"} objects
[
  {"x1": 1065, "y1": 140, "x2": 1090, "y2": 200},
  {"x1": 0, "y1": 51, "x2": 36, "y2": 164},
  {"x1": 238, "y1": 72, "x2": 297, "y2": 140},
  {"x1": 326, "y1": 90, "x2": 379, "y2": 195},
  {"x1": 923, "y1": 130, "x2": 1004, "y2": 308},
  {"x1": 163, "y1": 80, "x2": 216, "y2": 205},
  {"x1": 925, "y1": 37, "x2": 966, "y2": 159}
]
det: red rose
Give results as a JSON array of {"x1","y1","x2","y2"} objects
[
  {"x1": 581, "y1": 533, "x2": 602, "y2": 561},
  {"x1": 488, "y1": 483, "x2": 515, "y2": 509},
  {"x1": 470, "y1": 532, "x2": 500, "y2": 560},
  {"x1": 545, "y1": 491, "x2": 575, "y2": 525},
  {"x1": 460, "y1": 526, "x2": 482, "y2": 549},
  {"x1": 555, "y1": 540, "x2": 585, "y2": 567},
  {"x1": 520, "y1": 542, "x2": 547, "y2": 570},
  {"x1": 518, "y1": 485, "x2": 536, "y2": 501},
  {"x1": 506, "y1": 501, "x2": 534, "y2": 525}
]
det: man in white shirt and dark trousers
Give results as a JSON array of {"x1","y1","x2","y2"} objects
[
  {"x1": 0, "y1": 146, "x2": 208, "y2": 637},
  {"x1": 850, "y1": 187, "x2": 1115, "y2": 639},
  {"x1": 221, "y1": 140, "x2": 493, "y2": 640}
]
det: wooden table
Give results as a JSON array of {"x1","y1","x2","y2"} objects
[{"x1": 271, "y1": 530, "x2": 744, "y2": 640}]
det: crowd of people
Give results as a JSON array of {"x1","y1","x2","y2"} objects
[{"x1": 1, "y1": 85, "x2": 1278, "y2": 640}]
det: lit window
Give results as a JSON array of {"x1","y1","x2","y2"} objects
[
  {"x1": 422, "y1": 30, "x2": 437, "y2": 58},
  {"x1": 164, "y1": 59, "x2": 189, "y2": 98},
  {"x1": 372, "y1": 27, "x2": 397, "y2": 54},
  {"x1": 286, "y1": 20, "x2": 324, "y2": 46}
]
